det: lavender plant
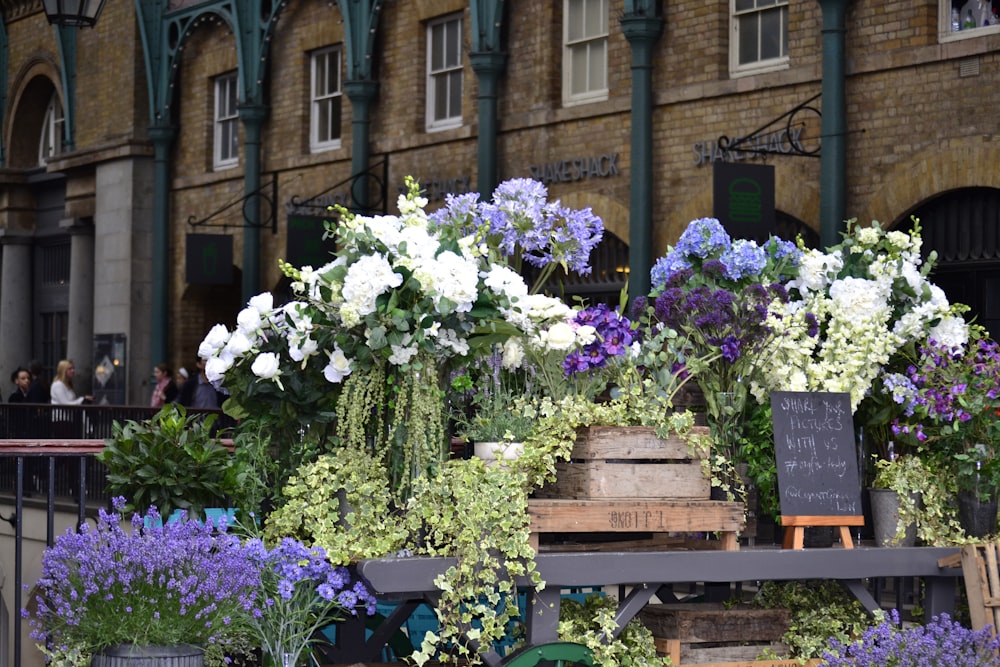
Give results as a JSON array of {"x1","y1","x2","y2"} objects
[
  {"x1": 822, "y1": 610, "x2": 1000, "y2": 666},
  {"x1": 243, "y1": 535, "x2": 377, "y2": 667},
  {"x1": 28, "y1": 498, "x2": 260, "y2": 664}
]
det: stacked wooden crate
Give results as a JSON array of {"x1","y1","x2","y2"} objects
[
  {"x1": 528, "y1": 426, "x2": 745, "y2": 551},
  {"x1": 638, "y1": 603, "x2": 821, "y2": 667}
]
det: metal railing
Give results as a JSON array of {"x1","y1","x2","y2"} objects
[{"x1": 0, "y1": 405, "x2": 234, "y2": 667}]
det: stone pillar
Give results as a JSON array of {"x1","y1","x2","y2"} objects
[
  {"x1": 62, "y1": 218, "x2": 95, "y2": 396},
  {"x1": 0, "y1": 235, "x2": 33, "y2": 388}
]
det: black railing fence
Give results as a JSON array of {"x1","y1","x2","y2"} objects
[{"x1": 0, "y1": 405, "x2": 235, "y2": 667}]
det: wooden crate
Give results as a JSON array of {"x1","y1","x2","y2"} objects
[
  {"x1": 534, "y1": 425, "x2": 711, "y2": 500},
  {"x1": 527, "y1": 498, "x2": 744, "y2": 552},
  {"x1": 949, "y1": 541, "x2": 1000, "y2": 635},
  {"x1": 640, "y1": 603, "x2": 815, "y2": 667}
]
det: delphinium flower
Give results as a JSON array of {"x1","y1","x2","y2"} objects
[
  {"x1": 29, "y1": 497, "x2": 261, "y2": 663},
  {"x1": 244, "y1": 535, "x2": 376, "y2": 667},
  {"x1": 822, "y1": 609, "x2": 1000, "y2": 666}
]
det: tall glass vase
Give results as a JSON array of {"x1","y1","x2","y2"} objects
[{"x1": 707, "y1": 390, "x2": 746, "y2": 501}]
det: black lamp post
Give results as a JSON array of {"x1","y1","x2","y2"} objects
[{"x1": 42, "y1": 0, "x2": 107, "y2": 27}]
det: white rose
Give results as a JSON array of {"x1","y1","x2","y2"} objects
[
  {"x1": 323, "y1": 346, "x2": 353, "y2": 383},
  {"x1": 198, "y1": 324, "x2": 230, "y2": 358},
  {"x1": 251, "y1": 352, "x2": 281, "y2": 379},
  {"x1": 543, "y1": 322, "x2": 576, "y2": 350},
  {"x1": 237, "y1": 306, "x2": 263, "y2": 334},
  {"x1": 248, "y1": 292, "x2": 274, "y2": 315},
  {"x1": 224, "y1": 330, "x2": 254, "y2": 357},
  {"x1": 204, "y1": 355, "x2": 232, "y2": 383},
  {"x1": 289, "y1": 337, "x2": 319, "y2": 363}
]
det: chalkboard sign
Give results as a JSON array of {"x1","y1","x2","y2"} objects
[{"x1": 770, "y1": 391, "x2": 861, "y2": 518}]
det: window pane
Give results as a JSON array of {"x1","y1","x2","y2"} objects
[
  {"x1": 735, "y1": 0, "x2": 755, "y2": 12},
  {"x1": 568, "y1": 0, "x2": 585, "y2": 41},
  {"x1": 445, "y1": 19, "x2": 461, "y2": 67},
  {"x1": 760, "y1": 8, "x2": 783, "y2": 60},
  {"x1": 434, "y1": 74, "x2": 448, "y2": 119},
  {"x1": 227, "y1": 78, "x2": 237, "y2": 115},
  {"x1": 329, "y1": 53, "x2": 340, "y2": 92},
  {"x1": 318, "y1": 101, "x2": 330, "y2": 143},
  {"x1": 588, "y1": 41, "x2": 606, "y2": 90},
  {"x1": 584, "y1": 0, "x2": 605, "y2": 36},
  {"x1": 315, "y1": 54, "x2": 329, "y2": 97},
  {"x1": 329, "y1": 98, "x2": 342, "y2": 139},
  {"x1": 738, "y1": 14, "x2": 759, "y2": 64},
  {"x1": 571, "y1": 45, "x2": 588, "y2": 94},
  {"x1": 448, "y1": 71, "x2": 462, "y2": 118},
  {"x1": 431, "y1": 24, "x2": 444, "y2": 71}
]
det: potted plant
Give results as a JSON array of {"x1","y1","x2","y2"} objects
[
  {"x1": 98, "y1": 404, "x2": 243, "y2": 520},
  {"x1": 28, "y1": 498, "x2": 259, "y2": 666},
  {"x1": 869, "y1": 455, "x2": 926, "y2": 546},
  {"x1": 887, "y1": 324, "x2": 1000, "y2": 539}
]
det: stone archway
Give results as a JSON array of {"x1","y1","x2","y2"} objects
[{"x1": 5, "y1": 59, "x2": 62, "y2": 170}]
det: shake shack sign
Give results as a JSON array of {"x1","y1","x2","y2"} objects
[
  {"x1": 528, "y1": 152, "x2": 620, "y2": 184},
  {"x1": 693, "y1": 127, "x2": 806, "y2": 166}
]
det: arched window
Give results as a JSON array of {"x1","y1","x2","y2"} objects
[{"x1": 38, "y1": 92, "x2": 64, "y2": 165}]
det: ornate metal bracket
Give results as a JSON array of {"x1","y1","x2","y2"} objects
[
  {"x1": 0, "y1": 508, "x2": 15, "y2": 529},
  {"x1": 718, "y1": 92, "x2": 822, "y2": 158},
  {"x1": 288, "y1": 159, "x2": 389, "y2": 217},
  {"x1": 187, "y1": 174, "x2": 277, "y2": 232}
]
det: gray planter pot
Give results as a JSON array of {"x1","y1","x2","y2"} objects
[
  {"x1": 869, "y1": 488, "x2": 918, "y2": 547},
  {"x1": 91, "y1": 645, "x2": 205, "y2": 667}
]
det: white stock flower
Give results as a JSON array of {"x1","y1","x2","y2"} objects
[
  {"x1": 198, "y1": 324, "x2": 230, "y2": 358},
  {"x1": 855, "y1": 226, "x2": 880, "y2": 246},
  {"x1": 483, "y1": 265, "x2": 529, "y2": 300},
  {"x1": 251, "y1": 352, "x2": 281, "y2": 380},
  {"x1": 323, "y1": 346, "x2": 353, "y2": 383},
  {"x1": 574, "y1": 325, "x2": 597, "y2": 346}
]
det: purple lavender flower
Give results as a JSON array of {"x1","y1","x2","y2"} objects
[{"x1": 822, "y1": 610, "x2": 1000, "y2": 666}]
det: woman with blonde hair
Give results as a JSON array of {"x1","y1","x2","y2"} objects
[{"x1": 51, "y1": 359, "x2": 93, "y2": 406}]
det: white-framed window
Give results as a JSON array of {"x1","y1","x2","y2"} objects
[
  {"x1": 426, "y1": 13, "x2": 463, "y2": 132},
  {"x1": 563, "y1": 0, "x2": 609, "y2": 106},
  {"x1": 39, "y1": 92, "x2": 64, "y2": 165},
  {"x1": 310, "y1": 46, "x2": 343, "y2": 152},
  {"x1": 941, "y1": 0, "x2": 1000, "y2": 40},
  {"x1": 214, "y1": 72, "x2": 239, "y2": 170},
  {"x1": 731, "y1": 0, "x2": 789, "y2": 76}
]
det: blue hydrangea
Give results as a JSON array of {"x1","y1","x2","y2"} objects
[{"x1": 721, "y1": 239, "x2": 768, "y2": 281}]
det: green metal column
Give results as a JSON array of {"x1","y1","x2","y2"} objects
[
  {"x1": 240, "y1": 104, "x2": 268, "y2": 302},
  {"x1": 817, "y1": 0, "x2": 852, "y2": 248},
  {"x1": 149, "y1": 124, "x2": 176, "y2": 369},
  {"x1": 470, "y1": 0, "x2": 506, "y2": 197},
  {"x1": 344, "y1": 80, "x2": 379, "y2": 211},
  {"x1": 470, "y1": 51, "x2": 507, "y2": 198},
  {"x1": 621, "y1": 7, "x2": 664, "y2": 302},
  {"x1": 339, "y1": 0, "x2": 382, "y2": 212}
]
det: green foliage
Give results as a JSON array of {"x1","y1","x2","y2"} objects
[
  {"x1": 737, "y1": 401, "x2": 779, "y2": 521},
  {"x1": 753, "y1": 581, "x2": 879, "y2": 660},
  {"x1": 98, "y1": 405, "x2": 241, "y2": 518},
  {"x1": 557, "y1": 595, "x2": 670, "y2": 667},
  {"x1": 263, "y1": 449, "x2": 408, "y2": 565},
  {"x1": 405, "y1": 458, "x2": 539, "y2": 666}
]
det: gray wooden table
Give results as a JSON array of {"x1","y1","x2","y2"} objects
[{"x1": 350, "y1": 546, "x2": 962, "y2": 665}]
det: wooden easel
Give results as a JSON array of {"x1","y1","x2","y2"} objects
[{"x1": 780, "y1": 515, "x2": 865, "y2": 549}]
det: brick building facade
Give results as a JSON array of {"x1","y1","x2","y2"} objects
[{"x1": 0, "y1": 0, "x2": 998, "y2": 407}]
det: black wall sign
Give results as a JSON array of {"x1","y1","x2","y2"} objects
[
  {"x1": 287, "y1": 216, "x2": 337, "y2": 268},
  {"x1": 185, "y1": 234, "x2": 233, "y2": 285},
  {"x1": 713, "y1": 162, "x2": 775, "y2": 243},
  {"x1": 770, "y1": 391, "x2": 861, "y2": 518}
]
